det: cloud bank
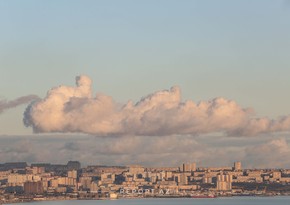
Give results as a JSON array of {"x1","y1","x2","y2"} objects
[
  {"x1": 1, "y1": 134, "x2": 290, "y2": 168},
  {"x1": 0, "y1": 95, "x2": 39, "y2": 114},
  {"x1": 23, "y1": 75, "x2": 290, "y2": 137}
]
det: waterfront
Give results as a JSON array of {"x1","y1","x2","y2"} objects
[
  {"x1": 2, "y1": 161, "x2": 290, "y2": 204},
  {"x1": 6, "y1": 197, "x2": 290, "y2": 205}
]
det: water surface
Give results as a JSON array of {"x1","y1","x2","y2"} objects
[{"x1": 9, "y1": 197, "x2": 290, "y2": 205}]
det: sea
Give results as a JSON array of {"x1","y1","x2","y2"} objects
[{"x1": 7, "y1": 197, "x2": 290, "y2": 205}]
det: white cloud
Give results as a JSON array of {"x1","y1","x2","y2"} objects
[{"x1": 23, "y1": 75, "x2": 290, "y2": 137}]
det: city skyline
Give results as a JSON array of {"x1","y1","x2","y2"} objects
[
  {"x1": 2, "y1": 160, "x2": 290, "y2": 202},
  {"x1": 1, "y1": 0, "x2": 290, "y2": 168},
  {"x1": 0, "y1": 159, "x2": 283, "y2": 170}
]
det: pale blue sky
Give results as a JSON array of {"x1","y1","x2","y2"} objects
[{"x1": 1, "y1": 0, "x2": 290, "y2": 135}]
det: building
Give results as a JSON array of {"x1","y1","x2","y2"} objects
[
  {"x1": 68, "y1": 170, "x2": 77, "y2": 179},
  {"x1": 58, "y1": 177, "x2": 76, "y2": 186},
  {"x1": 79, "y1": 176, "x2": 92, "y2": 189},
  {"x1": 216, "y1": 173, "x2": 232, "y2": 191},
  {"x1": 32, "y1": 166, "x2": 45, "y2": 174},
  {"x1": 234, "y1": 162, "x2": 242, "y2": 171},
  {"x1": 101, "y1": 173, "x2": 115, "y2": 184},
  {"x1": 180, "y1": 163, "x2": 196, "y2": 172},
  {"x1": 24, "y1": 181, "x2": 44, "y2": 194},
  {"x1": 180, "y1": 173, "x2": 189, "y2": 185},
  {"x1": 129, "y1": 165, "x2": 144, "y2": 174},
  {"x1": 202, "y1": 175, "x2": 213, "y2": 184},
  {"x1": 49, "y1": 178, "x2": 59, "y2": 188},
  {"x1": 7, "y1": 174, "x2": 41, "y2": 187}
]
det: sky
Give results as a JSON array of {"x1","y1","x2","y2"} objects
[{"x1": 1, "y1": 0, "x2": 290, "y2": 168}]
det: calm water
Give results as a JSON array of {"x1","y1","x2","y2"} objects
[{"x1": 8, "y1": 197, "x2": 290, "y2": 205}]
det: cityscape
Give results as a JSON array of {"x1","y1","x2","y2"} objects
[
  {"x1": 1, "y1": 160, "x2": 290, "y2": 203},
  {"x1": 1, "y1": 0, "x2": 290, "y2": 205}
]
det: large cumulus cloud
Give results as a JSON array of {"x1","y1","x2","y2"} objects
[{"x1": 23, "y1": 75, "x2": 290, "y2": 137}]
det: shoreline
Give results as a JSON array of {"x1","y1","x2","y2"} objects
[{"x1": 2, "y1": 194, "x2": 290, "y2": 204}]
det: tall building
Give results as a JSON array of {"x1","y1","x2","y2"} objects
[
  {"x1": 191, "y1": 163, "x2": 197, "y2": 171},
  {"x1": 180, "y1": 173, "x2": 188, "y2": 185},
  {"x1": 216, "y1": 173, "x2": 232, "y2": 191},
  {"x1": 181, "y1": 163, "x2": 196, "y2": 172},
  {"x1": 234, "y1": 161, "x2": 242, "y2": 171}
]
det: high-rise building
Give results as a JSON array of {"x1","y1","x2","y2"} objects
[
  {"x1": 180, "y1": 163, "x2": 196, "y2": 172},
  {"x1": 180, "y1": 173, "x2": 188, "y2": 185},
  {"x1": 216, "y1": 173, "x2": 232, "y2": 191},
  {"x1": 191, "y1": 163, "x2": 197, "y2": 171},
  {"x1": 234, "y1": 161, "x2": 242, "y2": 171}
]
